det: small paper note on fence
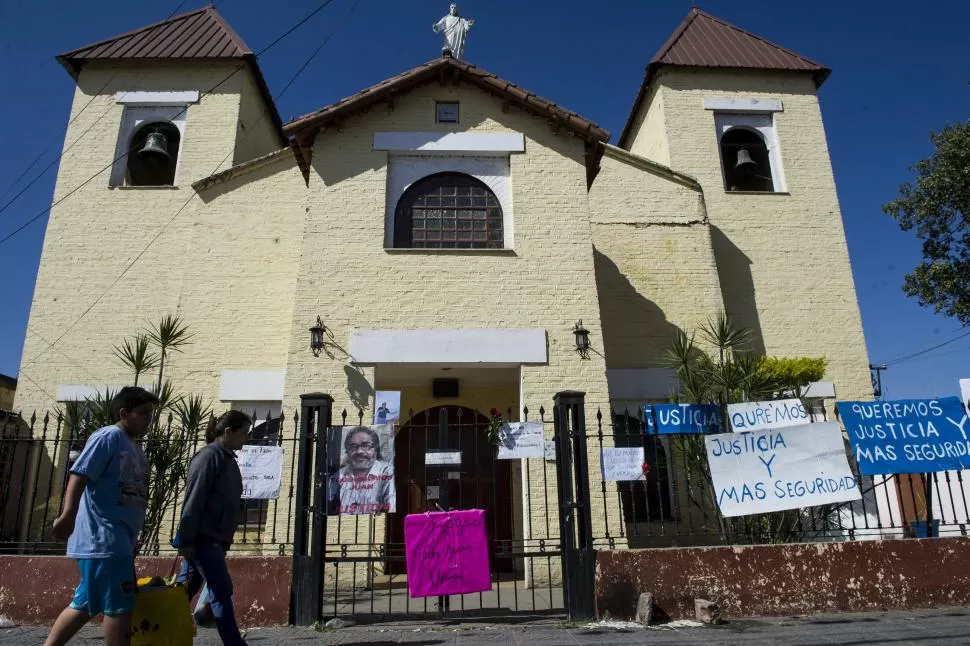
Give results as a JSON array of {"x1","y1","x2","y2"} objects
[
  {"x1": 496, "y1": 422, "x2": 544, "y2": 459},
  {"x1": 600, "y1": 447, "x2": 645, "y2": 481},
  {"x1": 236, "y1": 446, "x2": 284, "y2": 499},
  {"x1": 705, "y1": 421, "x2": 860, "y2": 517}
]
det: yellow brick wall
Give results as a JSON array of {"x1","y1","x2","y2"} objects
[
  {"x1": 233, "y1": 72, "x2": 283, "y2": 166},
  {"x1": 625, "y1": 69, "x2": 872, "y2": 401},
  {"x1": 589, "y1": 146, "x2": 724, "y2": 370},
  {"x1": 14, "y1": 61, "x2": 306, "y2": 415},
  {"x1": 278, "y1": 81, "x2": 617, "y2": 546},
  {"x1": 279, "y1": 82, "x2": 612, "y2": 416},
  {"x1": 626, "y1": 84, "x2": 670, "y2": 166}
]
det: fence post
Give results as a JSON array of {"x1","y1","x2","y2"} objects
[
  {"x1": 553, "y1": 390, "x2": 596, "y2": 621},
  {"x1": 291, "y1": 393, "x2": 333, "y2": 626}
]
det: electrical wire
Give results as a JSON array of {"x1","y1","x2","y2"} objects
[{"x1": 17, "y1": 0, "x2": 359, "y2": 373}]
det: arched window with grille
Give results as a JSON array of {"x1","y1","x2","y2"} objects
[{"x1": 393, "y1": 172, "x2": 504, "y2": 249}]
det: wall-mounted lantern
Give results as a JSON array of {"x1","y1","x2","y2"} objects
[{"x1": 309, "y1": 316, "x2": 326, "y2": 356}]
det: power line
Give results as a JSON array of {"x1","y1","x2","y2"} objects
[
  {"x1": 19, "y1": 0, "x2": 357, "y2": 371},
  {"x1": 883, "y1": 326, "x2": 970, "y2": 366},
  {"x1": 0, "y1": 0, "x2": 204, "y2": 214},
  {"x1": 0, "y1": 0, "x2": 339, "y2": 248}
]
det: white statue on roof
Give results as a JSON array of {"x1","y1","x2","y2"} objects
[{"x1": 433, "y1": 3, "x2": 474, "y2": 59}]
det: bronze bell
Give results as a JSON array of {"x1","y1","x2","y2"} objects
[
  {"x1": 138, "y1": 131, "x2": 170, "y2": 163},
  {"x1": 735, "y1": 148, "x2": 756, "y2": 171}
]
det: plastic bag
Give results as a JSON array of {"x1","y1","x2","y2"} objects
[
  {"x1": 130, "y1": 576, "x2": 196, "y2": 646},
  {"x1": 193, "y1": 583, "x2": 215, "y2": 628}
]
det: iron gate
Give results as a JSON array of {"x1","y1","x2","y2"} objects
[{"x1": 291, "y1": 391, "x2": 594, "y2": 624}]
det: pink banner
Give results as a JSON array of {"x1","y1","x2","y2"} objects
[{"x1": 404, "y1": 509, "x2": 492, "y2": 598}]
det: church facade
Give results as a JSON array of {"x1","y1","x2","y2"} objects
[{"x1": 14, "y1": 7, "x2": 871, "y2": 544}]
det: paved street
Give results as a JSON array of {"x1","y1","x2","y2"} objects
[{"x1": 2, "y1": 607, "x2": 970, "y2": 645}]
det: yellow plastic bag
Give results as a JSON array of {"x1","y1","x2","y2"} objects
[{"x1": 130, "y1": 576, "x2": 196, "y2": 646}]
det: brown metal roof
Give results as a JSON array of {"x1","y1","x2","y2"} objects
[
  {"x1": 56, "y1": 5, "x2": 285, "y2": 147},
  {"x1": 57, "y1": 5, "x2": 251, "y2": 71},
  {"x1": 618, "y1": 8, "x2": 831, "y2": 147},
  {"x1": 284, "y1": 55, "x2": 610, "y2": 186}
]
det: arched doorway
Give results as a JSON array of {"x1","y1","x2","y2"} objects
[{"x1": 386, "y1": 405, "x2": 514, "y2": 574}]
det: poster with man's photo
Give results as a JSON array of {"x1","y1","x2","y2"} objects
[
  {"x1": 325, "y1": 425, "x2": 396, "y2": 515},
  {"x1": 373, "y1": 391, "x2": 401, "y2": 426}
]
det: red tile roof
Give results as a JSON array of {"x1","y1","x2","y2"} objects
[
  {"x1": 284, "y1": 56, "x2": 610, "y2": 145},
  {"x1": 285, "y1": 55, "x2": 610, "y2": 186},
  {"x1": 56, "y1": 5, "x2": 285, "y2": 146},
  {"x1": 618, "y1": 8, "x2": 831, "y2": 147}
]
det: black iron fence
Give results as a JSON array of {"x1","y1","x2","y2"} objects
[
  {"x1": 590, "y1": 405, "x2": 970, "y2": 549},
  {"x1": 292, "y1": 401, "x2": 565, "y2": 622},
  {"x1": 0, "y1": 407, "x2": 299, "y2": 556},
  {"x1": 5, "y1": 394, "x2": 970, "y2": 621}
]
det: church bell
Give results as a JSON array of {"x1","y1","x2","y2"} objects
[
  {"x1": 138, "y1": 131, "x2": 170, "y2": 163},
  {"x1": 735, "y1": 148, "x2": 756, "y2": 171}
]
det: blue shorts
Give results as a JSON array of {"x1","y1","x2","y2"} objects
[{"x1": 70, "y1": 556, "x2": 136, "y2": 617}]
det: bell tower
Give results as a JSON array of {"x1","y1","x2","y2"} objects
[{"x1": 619, "y1": 8, "x2": 872, "y2": 401}]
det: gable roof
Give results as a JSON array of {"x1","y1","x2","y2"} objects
[
  {"x1": 56, "y1": 5, "x2": 285, "y2": 146},
  {"x1": 618, "y1": 8, "x2": 830, "y2": 147},
  {"x1": 284, "y1": 55, "x2": 610, "y2": 147}
]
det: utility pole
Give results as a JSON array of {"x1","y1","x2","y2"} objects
[{"x1": 869, "y1": 364, "x2": 888, "y2": 400}]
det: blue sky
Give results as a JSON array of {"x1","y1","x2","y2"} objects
[{"x1": 0, "y1": 0, "x2": 967, "y2": 401}]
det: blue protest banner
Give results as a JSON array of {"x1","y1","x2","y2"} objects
[
  {"x1": 643, "y1": 403, "x2": 722, "y2": 434},
  {"x1": 835, "y1": 397, "x2": 970, "y2": 475}
]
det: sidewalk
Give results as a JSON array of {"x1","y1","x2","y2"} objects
[{"x1": 2, "y1": 606, "x2": 969, "y2": 644}]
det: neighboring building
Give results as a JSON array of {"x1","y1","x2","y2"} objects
[
  {"x1": 0, "y1": 375, "x2": 15, "y2": 411},
  {"x1": 14, "y1": 7, "x2": 872, "y2": 551}
]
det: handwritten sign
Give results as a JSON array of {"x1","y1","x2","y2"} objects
[
  {"x1": 728, "y1": 399, "x2": 810, "y2": 432},
  {"x1": 835, "y1": 397, "x2": 970, "y2": 475},
  {"x1": 705, "y1": 422, "x2": 860, "y2": 517},
  {"x1": 496, "y1": 422, "x2": 544, "y2": 459},
  {"x1": 404, "y1": 510, "x2": 491, "y2": 598},
  {"x1": 644, "y1": 404, "x2": 721, "y2": 434},
  {"x1": 601, "y1": 447, "x2": 645, "y2": 481},
  {"x1": 236, "y1": 446, "x2": 284, "y2": 499}
]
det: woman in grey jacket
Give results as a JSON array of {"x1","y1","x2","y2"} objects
[{"x1": 175, "y1": 410, "x2": 251, "y2": 646}]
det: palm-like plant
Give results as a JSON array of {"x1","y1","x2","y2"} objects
[
  {"x1": 54, "y1": 316, "x2": 210, "y2": 553},
  {"x1": 660, "y1": 313, "x2": 829, "y2": 544}
]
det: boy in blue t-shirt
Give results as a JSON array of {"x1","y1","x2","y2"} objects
[{"x1": 44, "y1": 386, "x2": 158, "y2": 646}]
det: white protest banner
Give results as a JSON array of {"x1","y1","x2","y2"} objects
[
  {"x1": 601, "y1": 447, "x2": 645, "y2": 481},
  {"x1": 705, "y1": 421, "x2": 860, "y2": 517},
  {"x1": 961, "y1": 379, "x2": 970, "y2": 411},
  {"x1": 496, "y1": 422, "x2": 544, "y2": 459},
  {"x1": 728, "y1": 398, "x2": 810, "y2": 433},
  {"x1": 236, "y1": 446, "x2": 284, "y2": 499}
]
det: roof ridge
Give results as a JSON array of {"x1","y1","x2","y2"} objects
[
  {"x1": 693, "y1": 8, "x2": 823, "y2": 69},
  {"x1": 57, "y1": 5, "x2": 211, "y2": 59},
  {"x1": 648, "y1": 8, "x2": 701, "y2": 65},
  {"x1": 205, "y1": 5, "x2": 253, "y2": 55},
  {"x1": 283, "y1": 55, "x2": 609, "y2": 145}
]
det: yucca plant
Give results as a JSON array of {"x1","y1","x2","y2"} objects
[
  {"x1": 660, "y1": 313, "x2": 830, "y2": 544},
  {"x1": 54, "y1": 316, "x2": 210, "y2": 553}
]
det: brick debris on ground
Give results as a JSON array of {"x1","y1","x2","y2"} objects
[{"x1": 2, "y1": 607, "x2": 970, "y2": 645}]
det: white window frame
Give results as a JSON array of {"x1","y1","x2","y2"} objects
[
  {"x1": 384, "y1": 155, "x2": 515, "y2": 250},
  {"x1": 109, "y1": 105, "x2": 189, "y2": 187},
  {"x1": 713, "y1": 112, "x2": 787, "y2": 193}
]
